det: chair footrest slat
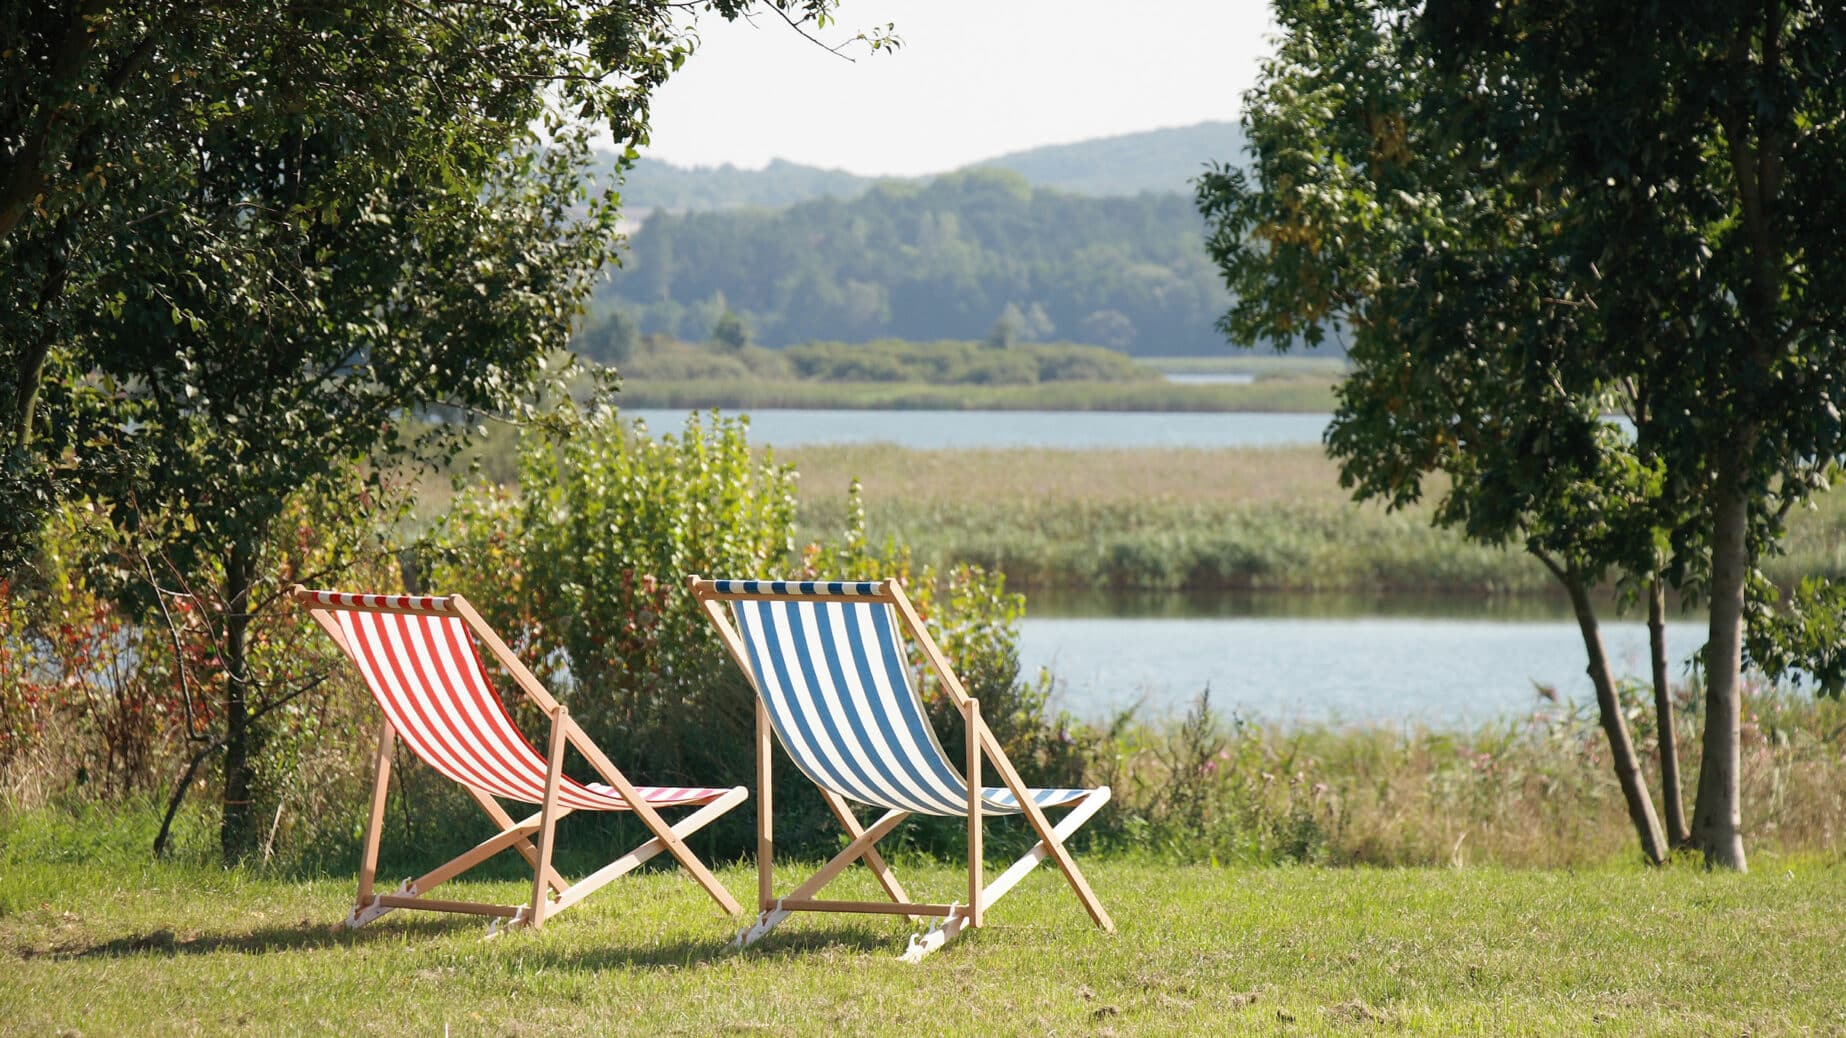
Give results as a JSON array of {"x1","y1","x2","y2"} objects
[{"x1": 776, "y1": 899, "x2": 959, "y2": 917}]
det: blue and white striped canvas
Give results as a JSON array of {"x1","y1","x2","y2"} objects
[{"x1": 731, "y1": 597, "x2": 1091, "y2": 817}]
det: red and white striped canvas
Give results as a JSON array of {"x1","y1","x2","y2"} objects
[{"x1": 329, "y1": 604, "x2": 728, "y2": 811}]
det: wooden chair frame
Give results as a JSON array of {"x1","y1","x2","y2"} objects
[
  {"x1": 689, "y1": 576, "x2": 1114, "y2": 961},
  {"x1": 296, "y1": 586, "x2": 745, "y2": 933}
]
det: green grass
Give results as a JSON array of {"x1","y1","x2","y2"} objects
[
  {"x1": 4, "y1": 855, "x2": 1844, "y2": 1035},
  {"x1": 618, "y1": 376, "x2": 1336, "y2": 413}
]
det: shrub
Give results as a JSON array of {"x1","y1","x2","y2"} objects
[
  {"x1": 425, "y1": 409, "x2": 1081, "y2": 858},
  {"x1": 780, "y1": 338, "x2": 1155, "y2": 387},
  {"x1": 0, "y1": 473, "x2": 407, "y2": 868}
]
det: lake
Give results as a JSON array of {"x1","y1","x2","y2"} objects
[
  {"x1": 627, "y1": 407, "x2": 1705, "y2": 728},
  {"x1": 626, "y1": 407, "x2": 1331, "y2": 449},
  {"x1": 1018, "y1": 592, "x2": 1709, "y2": 727}
]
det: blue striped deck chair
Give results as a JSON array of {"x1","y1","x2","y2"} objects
[{"x1": 690, "y1": 576, "x2": 1114, "y2": 961}]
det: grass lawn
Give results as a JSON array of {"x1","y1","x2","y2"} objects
[{"x1": 4, "y1": 857, "x2": 1843, "y2": 1035}]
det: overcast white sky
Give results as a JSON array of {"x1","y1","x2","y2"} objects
[{"x1": 640, "y1": 0, "x2": 1278, "y2": 177}]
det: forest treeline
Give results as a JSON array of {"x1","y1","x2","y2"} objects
[{"x1": 590, "y1": 168, "x2": 1254, "y2": 356}]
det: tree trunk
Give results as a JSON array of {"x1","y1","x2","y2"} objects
[
  {"x1": 1649, "y1": 577, "x2": 1690, "y2": 848},
  {"x1": 1562, "y1": 571, "x2": 1668, "y2": 865},
  {"x1": 1691, "y1": 454, "x2": 1751, "y2": 871},
  {"x1": 9, "y1": 227, "x2": 72, "y2": 448},
  {"x1": 218, "y1": 538, "x2": 259, "y2": 862}
]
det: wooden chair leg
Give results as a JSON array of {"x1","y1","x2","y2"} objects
[
  {"x1": 733, "y1": 807, "x2": 912, "y2": 948},
  {"x1": 347, "y1": 721, "x2": 395, "y2": 927},
  {"x1": 758, "y1": 696, "x2": 774, "y2": 911},
  {"x1": 528, "y1": 706, "x2": 569, "y2": 930},
  {"x1": 820, "y1": 791, "x2": 915, "y2": 913},
  {"x1": 565, "y1": 716, "x2": 742, "y2": 915},
  {"x1": 966, "y1": 699, "x2": 983, "y2": 929},
  {"x1": 977, "y1": 725, "x2": 1115, "y2": 933},
  {"x1": 463, "y1": 787, "x2": 570, "y2": 895}
]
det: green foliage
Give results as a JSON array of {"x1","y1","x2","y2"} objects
[
  {"x1": 788, "y1": 443, "x2": 1846, "y2": 594},
  {"x1": 0, "y1": 475, "x2": 405, "y2": 866},
  {"x1": 575, "y1": 310, "x2": 642, "y2": 366},
  {"x1": 0, "y1": 0, "x2": 880, "y2": 573},
  {"x1": 597, "y1": 155, "x2": 878, "y2": 212},
  {"x1": 1086, "y1": 678, "x2": 1846, "y2": 869},
  {"x1": 453, "y1": 409, "x2": 800, "y2": 778},
  {"x1": 3, "y1": 0, "x2": 889, "y2": 855},
  {"x1": 803, "y1": 496, "x2": 1544, "y2": 594},
  {"x1": 594, "y1": 169, "x2": 1239, "y2": 354},
  {"x1": 1198, "y1": 0, "x2": 1846, "y2": 866},
  {"x1": 1748, "y1": 576, "x2": 1846, "y2": 698},
  {"x1": 617, "y1": 336, "x2": 792, "y2": 382}
]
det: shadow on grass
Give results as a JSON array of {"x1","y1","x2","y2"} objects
[
  {"x1": 50, "y1": 913, "x2": 899, "y2": 970},
  {"x1": 54, "y1": 913, "x2": 471, "y2": 960},
  {"x1": 517, "y1": 921, "x2": 900, "y2": 973}
]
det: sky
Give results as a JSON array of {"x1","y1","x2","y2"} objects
[{"x1": 639, "y1": 0, "x2": 1278, "y2": 178}]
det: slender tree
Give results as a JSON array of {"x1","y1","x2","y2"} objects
[{"x1": 1200, "y1": 0, "x2": 1846, "y2": 868}]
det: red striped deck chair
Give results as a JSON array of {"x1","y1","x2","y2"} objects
[
  {"x1": 689, "y1": 576, "x2": 1113, "y2": 961},
  {"x1": 295, "y1": 587, "x2": 746, "y2": 933}
]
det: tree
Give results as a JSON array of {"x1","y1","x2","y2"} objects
[
  {"x1": 710, "y1": 308, "x2": 752, "y2": 352},
  {"x1": 983, "y1": 306, "x2": 1021, "y2": 349},
  {"x1": 2, "y1": 0, "x2": 891, "y2": 859},
  {"x1": 1, "y1": 0, "x2": 890, "y2": 573},
  {"x1": 91, "y1": 34, "x2": 617, "y2": 863},
  {"x1": 577, "y1": 309, "x2": 643, "y2": 366},
  {"x1": 1200, "y1": 0, "x2": 1846, "y2": 869},
  {"x1": 1078, "y1": 308, "x2": 1138, "y2": 351},
  {"x1": 597, "y1": 172, "x2": 1229, "y2": 351}
]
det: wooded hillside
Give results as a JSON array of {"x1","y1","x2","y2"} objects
[{"x1": 592, "y1": 168, "x2": 1242, "y2": 354}]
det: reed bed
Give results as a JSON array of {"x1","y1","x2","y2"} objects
[
  {"x1": 1095, "y1": 680, "x2": 1846, "y2": 869},
  {"x1": 786, "y1": 445, "x2": 1846, "y2": 592}
]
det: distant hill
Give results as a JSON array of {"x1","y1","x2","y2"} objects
[
  {"x1": 599, "y1": 121, "x2": 1249, "y2": 212},
  {"x1": 975, "y1": 121, "x2": 1247, "y2": 197},
  {"x1": 598, "y1": 156, "x2": 876, "y2": 214}
]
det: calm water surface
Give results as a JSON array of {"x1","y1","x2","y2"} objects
[
  {"x1": 626, "y1": 408, "x2": 1331, "y2": 449},
  {"x1": 1018, "y1": 592, "x2": 1708, "y2": 727}
]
